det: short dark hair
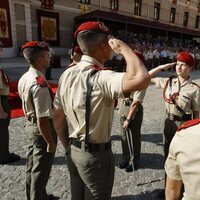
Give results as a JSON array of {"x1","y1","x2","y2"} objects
[
  {"x1": 23, "y1": 48, "x2": 46, "y2": 66},
  {"x1": 77, "y1": 31, "x2": 107, "y2": 55}
]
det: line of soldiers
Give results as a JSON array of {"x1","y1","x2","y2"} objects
[{"x1": 0, "y1": 21, "x2": 200, "y2": 200}]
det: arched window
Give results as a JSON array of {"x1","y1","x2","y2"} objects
[
  {"x1": 134, "y1": 0, "x2": 142, "y2": 16},
  {"x1": 153, "y1": 2, "x2": 160, "y2": 20},
  {"x1": 169, "y1": 7, "x2": 176, "y2": 23},
  {"x1": 110, "y1": 0, "x2": 119, "y2": 11},
  {"x1": 183, "y1": 11, "x2": 189, "y2": 27},
  {"x1": 195, "y1": 15, "x2": 200, "y2": 29}
]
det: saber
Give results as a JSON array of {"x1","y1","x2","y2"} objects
[
  {"x1": 125, "y1": 127, "x2": 134, "y2": 171},
  {"x1": 121, "y1": 115, "x2": 134, "y2": 171}
]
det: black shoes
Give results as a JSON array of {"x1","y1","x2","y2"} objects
[
  {"x1": 125, "y1": 164, "x2": 133, "y2": 172},
  {"x1": 157, "y1": 190, "x2": 165, "y2": 199},
  {"x1": 119, "y1": 161, "x2": 139, "y2": 172},
  {"x1": 119, "y1": 161, "x2": 129, "y2": 169},
  {"x1": 0, "y1": 153, "x2": 21, "y2": 164}
]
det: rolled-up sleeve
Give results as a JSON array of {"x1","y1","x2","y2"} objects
[
  {"x1": 165, "y1": 136, "x2": 182, "y2": 181},
  {"x1": 33, "y1": 87, "x2": 53, "y2": 118},
  {"x1": 54, "y1": 84, "x2": 63, "y2": 110},
  {"x1": 133, "y1": 90, "x2": 146, "y2": 102},
  {"x1": 97, "y1": 71, "x2": 125, "y2": 99}
]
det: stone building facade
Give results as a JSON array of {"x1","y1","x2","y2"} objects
[{"x1": 0, "y1": 0, "x2": 200, "y2": 57}]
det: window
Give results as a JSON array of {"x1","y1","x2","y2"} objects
[
  {"x1": 134, "y1": 0, "x2": 142, "y2": 16},
  {"x1": 153, "y1": 2, "x2": 160, "y2": 20},
  {"x1": 183, "y1": 11, "x2": 189, "y2": 27},
  {"x1": 79, "y1": 0, "x2": 90, "y2": 4},
  {"x1": 195, "y1": 15, "x2": 200, "y2": 29},
  {"x1": 110, "y1": 0, "x2": 119, "y2": 11},
  {"x1": 169, "y1": 7, "x2": 176, "y2": 23}
]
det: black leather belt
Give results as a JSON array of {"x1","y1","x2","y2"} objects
[
  {"x1": 70, "y1": 138, "x2": 111, "y2": 152},
  {"x1": 167, "y1": 113, "x2": 192, "y2": 121}
]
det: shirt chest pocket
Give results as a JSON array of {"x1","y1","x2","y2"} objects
[{"x1": 178, "y1": 94, "x2": 191, "y2": 110}]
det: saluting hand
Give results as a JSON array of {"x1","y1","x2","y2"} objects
[
  {"x1": 108, "y1": 37, "x2": 130, "y2": 55},
  {"x1": 159, "y1": 62, "x2": 177, "y2": 71}
]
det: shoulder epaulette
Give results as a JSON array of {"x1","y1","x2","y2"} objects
[
  {"x1": 36, "y1": 76, "x2": 47, "y2": 87},
  {"x1": 177, "y1": 118, "x2": 200, "y2": 132},
  {"x1": 192, "y1": 82, "x2": 200, "y2": 88}
]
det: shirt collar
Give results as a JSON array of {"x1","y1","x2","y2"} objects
[
  {"x1": 29, "y1": 66, "x2": 45, "y2": 78},
  {"x1": 80, "y1": 55, "x2": 104, "y2": 69}
]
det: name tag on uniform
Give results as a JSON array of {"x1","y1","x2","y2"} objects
[{"x1": 180, "y1": 95, "x2": 190, "y2": 103}]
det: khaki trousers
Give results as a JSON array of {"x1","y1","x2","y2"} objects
[
  {"x1": 66, "y1": 144, "x2": 115, "y2": 200},
  {"x1": 25, "y1": 120, "x2": 57, "y2": 200},
  {"x1": 120, "y1": 104, "x2": 143, "y2": 166}
]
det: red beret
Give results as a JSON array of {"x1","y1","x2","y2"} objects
[
  {"x1": 73, "y1": 45, "x2": 83, "y2": 55},
  {"x1": 177, "y1": 52, "x2": 195, "y2": 66},
  {"x1": 133, "y1": 50, "x2": 145, "y2": 64},
  {"x1": 74, "y1": 21, "x2": 111, "y2": 38},
  {"x1": 22, "y1": 41, "x2": 49, "y2": 51}
]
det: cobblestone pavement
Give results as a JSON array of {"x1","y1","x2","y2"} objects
[{"x1": 1, "y1": 59, "x2": 200, "y2": 200}]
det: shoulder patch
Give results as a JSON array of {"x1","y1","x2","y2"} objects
[
  {"x1": 36, "y1": 76, "x2": 47, "y2": 87},
  {"x1": 177, "y1": 118, "x2": 200, "y2": 132}
]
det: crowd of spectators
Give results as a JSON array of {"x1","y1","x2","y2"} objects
[{"x1": 106, "y1": 39, "x2": 200, "y2": 72}]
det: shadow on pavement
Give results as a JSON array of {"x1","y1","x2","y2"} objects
[
  {"x1": 5, "y1": 157, "x2": 26, "y2": 166},
  {"x1": 139, "y1": 153, "x2": 164, "y2": 169},
  {"x1": 141, "y1": 133, "x2": 163, "y2": 144},
  {"x1": 111, "y1": 189, "x2": 164, "y2": 200},
  {"x1": 53, "y1": 156, "x2": 66, "y2": 165},
  {"x1": 111, "y1": 135, "x2": 121, "y2": 141},
  {"x1": 4, "y1": 156, "x2": 67, "y2": 166},
  {"x1": 114, "y1": 153, "x2": 164, "y2": 170},
  {"x1": 112, "y1": 133, "x2": 163, "y2": 145}
]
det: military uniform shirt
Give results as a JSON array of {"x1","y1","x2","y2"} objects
[
  {"x1": 155, "y1": 77, "x2": 200, "y2": 115},
  {"x1": 18, "y1": 67, "x2": 53, "y2": 118},
  {"x1": 119, "y1": 90, "x2": 146, "y2": 117},
  {"x1": 0, "y1": 70, "x2": 9, "y2": 96},
  {"x1": 165, "y1": 123, "x2": 200, "y2": 200},
  {"x1": 54, "y1": 55, "x2": 124, "y2": 143}
]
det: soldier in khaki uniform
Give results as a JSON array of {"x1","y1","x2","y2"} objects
[
  {"x1": 149, "y1": 52, "x2": 200, "y2": 198},
  {"x1": 53, "y1": 21, "x2": 150, "y2": 200},
  {"x1": 165, "y1": 119, "x2": 200, "y2": 200},
  {"x1": 119, "y1": 90, "x2": 146, "y2": 172},
  {"x1": 18, "y1": 41, "x2": 57, "y2": 200},
  {"x1": 0, "y1": 69, "x2": 21, "y2": 164},
  {"x1": 119, "y1": 51, "x2": 146, "y2": 172}
]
